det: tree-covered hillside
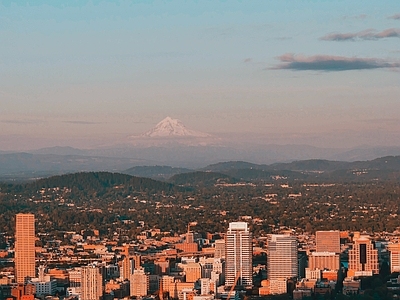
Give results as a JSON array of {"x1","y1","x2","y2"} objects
[{"x1": 1, "y1": 171, "x2": 400, "y2": 241}]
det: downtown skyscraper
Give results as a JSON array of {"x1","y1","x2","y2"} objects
[
  {"x1": 267, "y1": 234, "x2": 298, "y2": 280},
  {"x1": 225, "y1": 222, "x2": 252, "y2": 289},
  {"x1": 81, "y1": 265, "x2": 103, "y2": 300},
  {"x1": 348, "y1": 236, "x2": 379, "y2": 277},
  {"x1": 15, "y1": 213, "x2": 36, "y2": 283}
]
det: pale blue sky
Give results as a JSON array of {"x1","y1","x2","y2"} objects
[{"x1": 1, "y1": 0, "x2": 400, "y2": 150}]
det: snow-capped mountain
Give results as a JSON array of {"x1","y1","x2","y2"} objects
[
  {"x1": 126, "y1": 117, "x2": 218, "y2": 147},
  {"x1": 140, "y1": 117, "x2": 210, "y2": 138}
]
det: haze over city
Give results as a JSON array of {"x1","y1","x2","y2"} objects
[{"x1": 1, "y1": 0, "x2": 400, "y2": 151}]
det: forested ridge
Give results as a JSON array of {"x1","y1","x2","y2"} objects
[{"x1": 1, "y1": 171, "x2": 400, "y2": 242}]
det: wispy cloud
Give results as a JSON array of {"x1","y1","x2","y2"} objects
[
  {"x1": 272, "y1": 54, "x2": 400, "y2": 72},
  {"x1": 388, "y1": 14, "x2": 400, "y2": 20},
  {"x1": 0, "y1": 119, "x2": 44, "y2": 124},
  {"x1": 63, "y1": 121, "x2": 101, "y2": 125},
  {"x1": 320, "y1": 28, "x2": 400, "y2": 41}
]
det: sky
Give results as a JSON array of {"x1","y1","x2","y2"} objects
[{"x1": 1, "y1": 0, "x2": 400, "y2": 150}]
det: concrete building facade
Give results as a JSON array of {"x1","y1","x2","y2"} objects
[
  {"x1": 267, "y1": 235, "x2": 298, "y2": 280},
  {"x1": 316, "y1": 231, "x2": 341, "y2": 254},
  {"x1": 308, "y1": 252, "x2": 340, "y2": 271},
  {"x1": 81, "y1": 265, "x2": 103, "y2": 300},
  {"x1": 348, "y1": 236, "x2": 379, "y2": 277},
  {"x1": 225, "y1": 222, "x2": 252, "y2": 288}
]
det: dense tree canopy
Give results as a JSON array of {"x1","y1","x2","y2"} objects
[{"x1": 1, "y1": 172, "x2": 400, "y2": 241}]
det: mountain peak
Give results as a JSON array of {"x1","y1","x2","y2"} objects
[{"x1": 141, "y1": 117, "x2": 210, "y2": 138}]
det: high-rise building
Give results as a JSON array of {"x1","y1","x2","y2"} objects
[
  {"x1": 130, "y1": 267, "x2": 148, "y2": 297},
  {"x1": 348, "y1": 236, "x2": 379, "y2": 277},
  {"x1": 267, "y1": 235, "x2": 298, "y2": 280},
  {"x1": 225, "y1": 222, "x2": 252, "y2": 288},
  {"x1": 81, "y1": 265, "x2": 103, "y2": 300},
  {"x1": 316, "y1": 231, "x2": 340, "y2": 253},
  {"x1": 120, "y1": 256, "x2": 134, "y2": 280},
  {"x1": 15, "y1": 213, "x2": 36, "y2": 283},
  {"x1": 388, "y1": 243, "x2": 400, "y2": 273}
]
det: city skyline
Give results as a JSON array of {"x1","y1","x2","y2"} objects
[
  {"x1": 5, "y1": 210, "x2": 400, "y2": 297},
  {"x1": 1, "y1": 1, "x2": 400, "y2": 151}
]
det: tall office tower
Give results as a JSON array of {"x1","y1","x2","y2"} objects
[
  {"x1": 130, "y1": 267, "x2": 149, "y2": 297},
  {"x1": 388, "y1": 243, "x2": 400, "y2": 273},
  {"x1": 316, "y1": 231, "x2": 341, "y2": 253},
  {"x1": 348, "y1": 236, "x2": 379, "y2": 277},
  {"x1": 15, "y1": 213, "x2": 36, "y2": 283},
  {"x1": 225, "y1": 222, "x2": 252, "y2": 288},
  {"x1": 81, "y1": 265, "x2": 103, "y2": 300},
  {"x1": 267, "y1": 235, "x2": 298, "y2": 280}
]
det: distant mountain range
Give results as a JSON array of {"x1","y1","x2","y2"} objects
[
  {"x1": 1, "y1": 117, "x2": 400, "y2": 181},
  {"x1": 2, "y1": 150, "x2": 400, "y2": 183},
  {"x1": 196, "y1": 156, "x2": 400, "y2": 183},
  {"x1": 2, "y1": 145, "x2": 400, "y2": 181}
]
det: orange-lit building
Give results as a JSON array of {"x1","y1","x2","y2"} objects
[
  {"x1": 308, "y1": 252, "x2": 340, "y2": 271},
  {"x1": 322, "y1": 270, "x2": 338, "y2": 281},
  {"x1": 81, "y1": 265, "x2": 103, "y2": 300},
  {"x1": 15, "y1": 214, "x2": 36, "y2": 284},
  {"x1": 161, "y1": 276, "x2": 194, "y2": 299},
  {"x1": 316, "y1": 231, "x2": 340, "y2": 254},
  {"x1": 183, "y1": 263, "x2": 201, "y2": 283},
  {"x1": 10, "y1": 284, "x2": 35, "y2": 300},
  {"x1": 348, "y1": 236, "x2": 378, "y2": 277},
  {"x1": 175, "y1": 243, "x2": 198, "y2": 253},
  {"x1": 388, "y1": 243, "x2": 400, "y2": 273},
  {"x1": 130, "y1": 268, "x2": 148, "y2": 297},
  {"x1": 258, "y1": 279, "x2": 287, "y2": 295}
]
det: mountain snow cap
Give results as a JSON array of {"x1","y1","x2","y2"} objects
[{"x1": 141, "y1": 117, "x2": 210, "y2": 138}]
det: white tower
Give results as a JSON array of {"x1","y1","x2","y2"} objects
[{"x1": 225, "y1": 222, "x2": 252, "y2": 288}]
